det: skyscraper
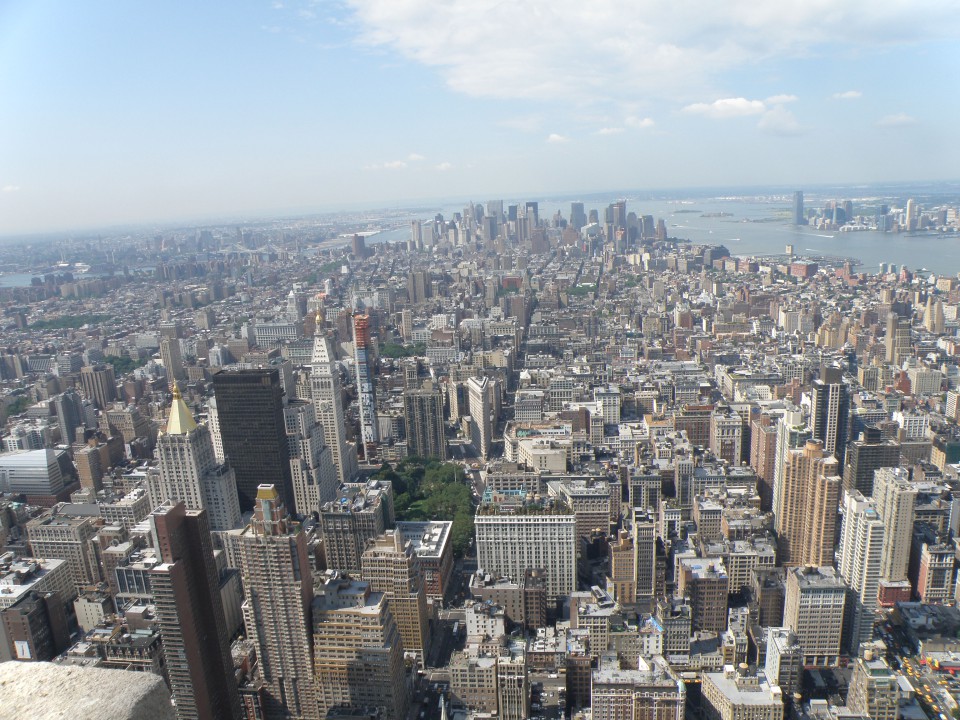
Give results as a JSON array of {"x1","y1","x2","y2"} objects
[
  {"x1": 160, "y1": 336, "x2": 186, "y2": 385},
  {"x1": 312, "y1": 575, "x2": 410, "y2": 719},
  {"x1": 792, "y1": 191, "x2": 804, "y2": 225},
  {"x1": 319, "y1": 479, "x2": 394, "y2": 575},
  {"x1": 361, "y1": 530, "x2": 431, "y2": 656},
  {"x1": 79, "y1": 364, "x2": 117, "y2": 410},
  {"x1": 353, "y1": 314, "x2": 379, "y2": 458},
  {"x1": 810, "y1": 365, "x2": 850, "y2": 466},
  {"x1": 51, "y1": 389, "x2": 84, "y2": 446},
  {"x1": 771, "y1": 405, "x2": 810, "y2": 529},
  {"x1": 774, "y1": 440, "x2": 841, "y2": 567},
  {"x1": 475, "y1": 493, "x2": 576, "y2": 604},
  {"x1": 873, "y1": 466, "x2": 916, "y2": 584},
  {"x1": 885, "y1": 312, "x2": 911, "y2": 366},
  {"x1": 150, "y1": 502, "x2": 242, "y2": 720},
  {"x1": 784, "y1": 566, "x2": 846, "y2": 667},
  {"x1": 212, "y1": 368, "x2": 294, "y2": 511},
  {"x1": 284, "y1": 399, "x2": 338, "y2": 516},
  {"x1": 232, "y1": 485, "x2": 319, "y2": 720},
  {"x1": 842, "y1": 426, "x2": 901, "y2": 496},
  {"x1": 150, "y1": 383, "x2": 241, "y2": 532},
  {"x1": 848, "y1": 652, "x2": 898, "y2": 720},
  {"x1": 837, "y1": 489, "x2": 885, "y2": 653},
  {"x1": 570, "y1": 202, "x2": 587, "y2": 231},
  {"x1": 310, "y1": 328, "x2": 357, "y2": 485},
  {"x1": 467, "y1": 376, "x2": 497, "y2": 460},
  {"x1": 403, "y1": 386, "x2": 446, "y2": 460}
]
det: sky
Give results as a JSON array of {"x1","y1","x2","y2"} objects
[{"x1": 1, "y1": 0, "x2": 959, "y2": 235}]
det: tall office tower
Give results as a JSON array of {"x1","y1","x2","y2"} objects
[
  {"x1": 607, "y1": 530, "x2": 636, "y2": 605},
  {"x1": 26, "y1": 512, "x2": 101, "y2": 589},
  {"x1": 353, "y1": 314, "x2": 380, "y2": 458},
  {"x1": 873, "y1": 467, "x2": 916, "y2": 585},
  {"x1": 481, "y1": 215, "x2": 498, "y2": 244},
  {"x1": 885, "y1": 312, "x2": 911, "y2": 366},
  {"x1": 79, "y1": 364, "x2": 117, "y2": 410},
  {"x1": 160, "y1": 336, "x2": 186, "y2": 385},
  {"x1": 410, "y1": 220, "x2": 423, "y2": 251},
  {"x1": 928, "y1": 298, "x2": 945, "y2": 334},
  {"x1": 702, "y1": 667, "x2": 783, "y2": 720},
  {"x1": 150, "y1": 384, "x2": 241, "y2": 532},
  {"x1": 149, "y1": 502, "x2": 242, "y2": 720},
  {"x1": 710, "y1": 409, "x2": 743, "y2": 465},
  {"x1": 677, "y1": 557, "x2": 729, "y2": 634},
  {"x1": 206, "y1": 395, "x2": 226, "y2": 463},
  {"x1": 284, "y1": 399, "x2": 338, "y2": 516},
  {"x1": 784, "y1": 566, "x2": 846, "y2": 667},
  {"x1": 750, "y1": 411, "x2": 779, "y2": 511},
  {"x1": 310, "y1": 329, "x2": 356, "y2": 485},
  {"x1": 842, "y1": 426, "x2": 901, "y2": 496},
  {"x1": 792, "y1": 191, "x2": 804, "y2": 225},
  {"x1": 771, "y1": 406, "x2": 810, "y2": 528},
  {"x1": 51, "y1": 389, "x2": 84, "y2": 445},
  {"x1": 657, "y1": 597, "x2": 693, "y2": 657},
  {"x1": 361, "y1": 530, "x2": 431, "y2": 656},
  {"x1": 497, "y1": 654, "x2": 529, "y2": 720},
  {"x1": 319, "y1": 480, "x2": 394, "y2": 574},
  {"x1": 810, "y1": 365, "x2": 850, "y2": 466},
  {"x1": 403, "y1": 386, "x2": 446, "y2": 460},
  {"x1": 212, "y1": 368, "x2": 294, "y2": 511},
  {"x1": 847, "y1": 651, "x2": 898, "y2": 720},
  {"x1": 764, "y1": 628, "x2": 802, "y2": 697},
  {"x1": 475, "y1": 493, "x2": 577, "y2": 605},
  {"x1": 524, "y1": 201, "x2": 539, "y2": 227},
  {"x1": 837, "y1": 490, "x2": 885, "y2": 653},
  {"x1": 590, "y1": 656, "x2": 685, "y2": 720},
  {"x1": 233, "y1": 485, "x2": 318, "y2": 720},
  {"x1": 570, "y1": 202, "x2": 587, "y2": 231},
  {"x1": 774, "y1": 440, "x2": 841, "y2": 567},
  {"x1": 632, "y1": 509, "x2": 656, "y2": 603},
  {"x1": 467, "y1": 376, "x2": 497, "y2": 460},
  {"x1": 407, "y1": 270, "x2": 430, "y2": 304},
  {"x1": 312, "y1": 575, "x2": 410, "y2": 719},
  {"x1": 905, "y1": 198, "x2": 918, "y2": 230},
  {"x1": 400, "y1": 309, "x2": 414, "y2": 341}
]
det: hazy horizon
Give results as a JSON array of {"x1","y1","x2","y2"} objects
[{"x1": 3, "y1": 1, "x2": 959, "y2": 235}]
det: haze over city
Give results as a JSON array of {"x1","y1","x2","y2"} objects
[{"x1": 2, "y1": 0, "x2": 960, "y2": 234}]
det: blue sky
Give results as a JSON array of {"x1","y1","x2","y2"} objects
[{"x1": 1, "y1": 0, "x2": 958, "y2": 234}]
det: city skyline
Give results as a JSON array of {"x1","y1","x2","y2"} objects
[{"x1": 2, "y1": 1, "x2": 959, "y2": 234}]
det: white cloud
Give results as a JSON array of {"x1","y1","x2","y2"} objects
[
  {"x1": 271, "y1": 1, "x2": 284, "y2": 8},
  {"x1": 625, "y1": 116, "x2": 655, "y2": 129},
  {"x1": 832, "y1": 90, "x2": 862, "y2": 99},
  {"x1": 365, "y1": 160, "x2": 408, "y2": 170},
  {"x1": 596, "y1": 127, "x2": 624, "y2": 135},
  {"x1": 758, "y1": 106, "x2": 803, "y2": 136},
  {"x1": 499, "y1": 115, "x2": 543, "y2": 132},
  {"x1": 435, "y1": 162, "x2": 453, "y2": 171},
  {"x1": 345, "y1": 1, "x2": 959, "y2": 104},
  {"x1": 407, "y1": 153, "x2": 425, "y2": 161},
  {"x1": 877, "y1": 112, "x2": 917, "y2": 127},
  {"x1": 765, "y1": 94, "x2": 798, "y2": 104},
  {"x1": 2, "y1": 185, "x2": 20, "y2": 193},
  {"x1": 683, "y1": 97, "x2": 766, "y2": 118},
  {"x1": 546, "y1": 133, "x2": 570, "y2": 144}
]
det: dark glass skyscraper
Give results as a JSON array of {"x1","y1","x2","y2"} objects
[
  {"x1": 212, "y1": 368, "x2": 293, "y2": 511},
  {"x1": 811, "y1": 365, "x2": 851, "y2": 466}
]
